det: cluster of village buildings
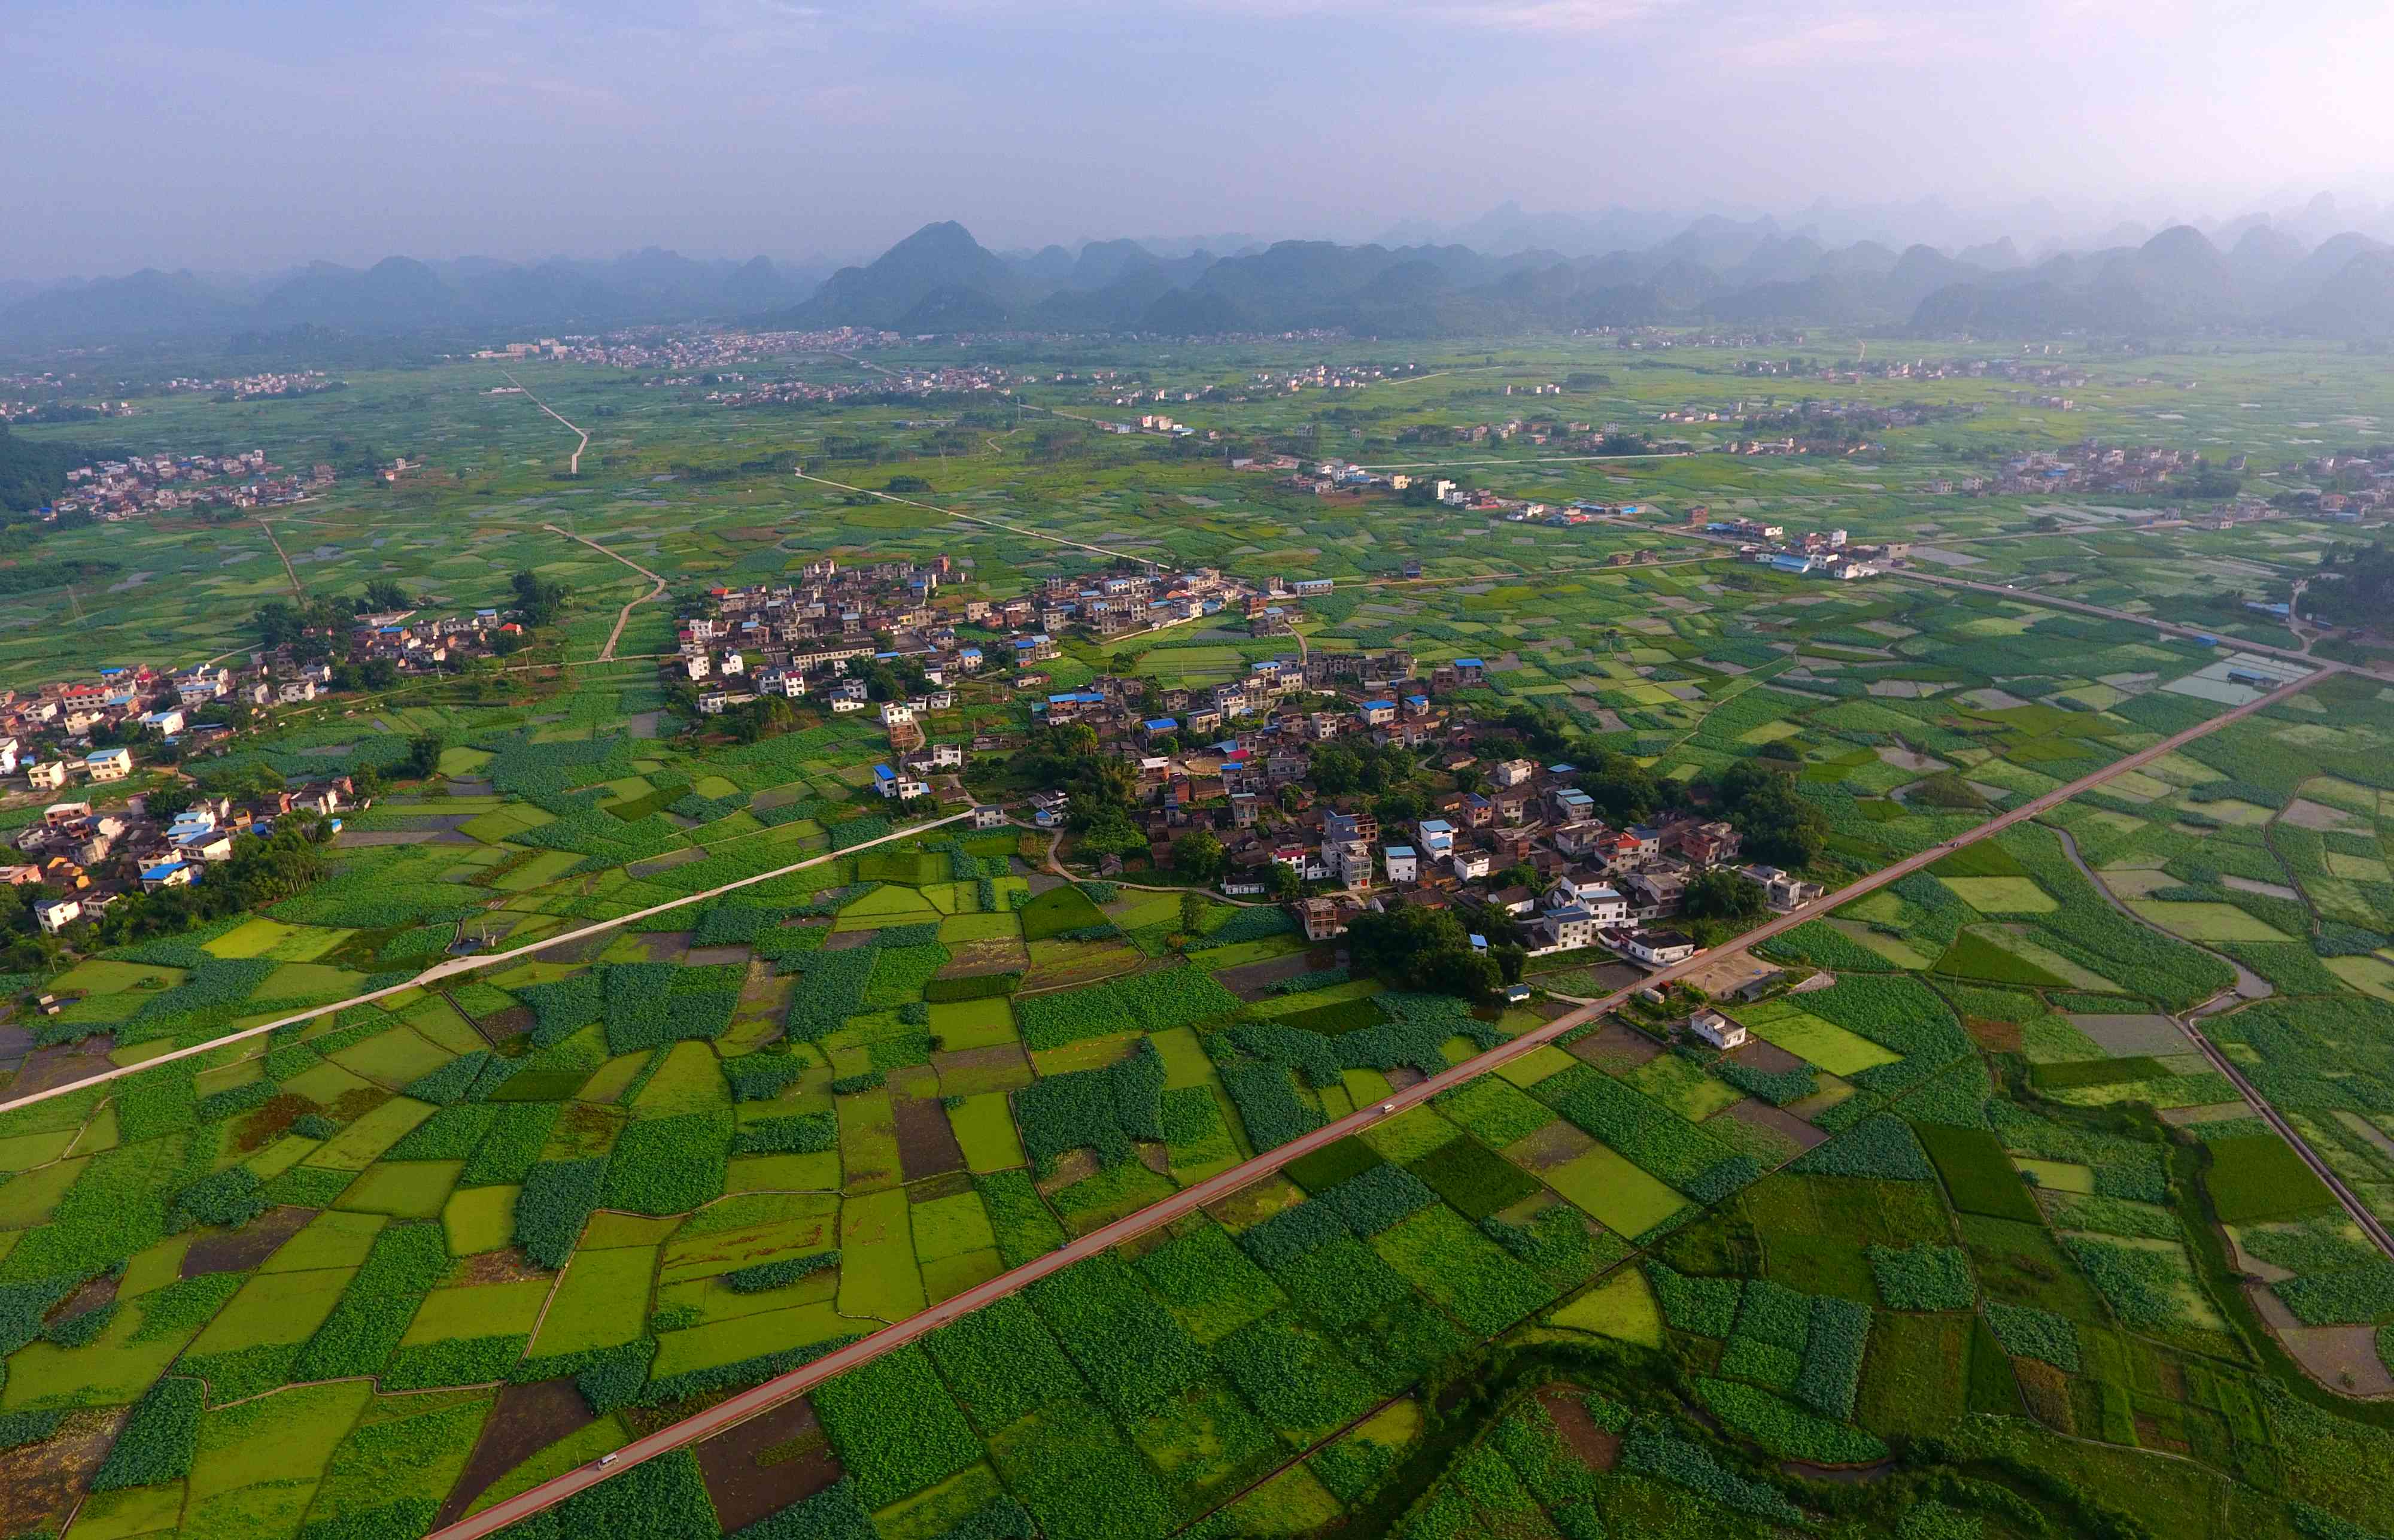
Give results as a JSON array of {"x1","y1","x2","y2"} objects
[
  {"x1": 163, "y1": 370, "x2": 341, "y2": 401},
  {"x1": 0, "y1": 660, "x2": 365, "y2": 933},
  {"x1": 1734, "y1": 348, "x2": 2082, "y2": 384},
  {"x1": 22, "y1": 775, "x2": 356, "y2": 937},
  {"x1": 1684, "y1": 512, "x2": 1891, "y2": 581},
  {"x1": 1003, "y1": 645, "x2": 1825, "y2": 970},
  {"x1": 667, "y1": 559, "x2": 1256, "y2": 715},
  {"x1": 473, "y1": 325, "x2": 898, "y2": 373},
  {"x1": 705, "y1": 361, "x2": 1016, "y2": 409},
  {"x1": 45, "y1": 451, "x2": 332, "y2": 521},
  {"x1": 1095, "y1": 360, "x2": 1424, "y2": 408}
]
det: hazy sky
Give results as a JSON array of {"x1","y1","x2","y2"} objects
[{"x1": 11, "y1": 0, "x2": 2394, "y2": 279}]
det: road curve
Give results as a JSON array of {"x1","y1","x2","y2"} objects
[
  {"x1": 427, "y1": 663, "x2": 2326, "y2": 1540},
  {"x1": 543, "y1": 523, "x2": 667, "y2": 662},
  {"x1": 499, "y1": 368, "x2": 591, "y2": 475},
  {"x1": 0, "y1": 813, "x2": 973, "y2": 1116}
]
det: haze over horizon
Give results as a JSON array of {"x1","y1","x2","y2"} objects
[{"x1": 15, "y1": 0, "x2": 2394, "y2": 283}]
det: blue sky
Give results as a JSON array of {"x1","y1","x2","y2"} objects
[{"x1": 9, "y1": 0, "x2": 2392, "y2": 278}]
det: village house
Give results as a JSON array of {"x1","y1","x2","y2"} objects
[{"x1": 1687, "y1": 1009, "x2": 1748, "y2": 1050}]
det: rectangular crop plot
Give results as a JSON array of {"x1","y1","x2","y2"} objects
[
  {"x1": 1939, "y1": 877, "x2": 2057, "y2": 913},
  {"x1": 1538, "y1": 1145, "x2": 1688, "y2": 1237},
  {"x1": 1018, "y1": 886, "x2": 1109, "y2": 943},
  {"x1": 1371, "y1": 1205, "x2": 1556, "y2": 1336},
  {"x1": 1406, "y1": 1137, "x2": 1542, "y2": 1220},
  {"x1": 1918, "y1": 1125, "x2": 2040, "y2": 1223},
  {"x1": 2205, "y1": 1135, "x2": 2340, "y2": 1223},
  {"x1": 1740, "y1": 1004, "x2": 1903, "y2": 1077}
]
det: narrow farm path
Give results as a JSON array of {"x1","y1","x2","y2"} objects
[
  {"x1": 0, "y1": 813, "x2": 975, "y2": 1116},
  {"x1": 2049, "y1": 824, "x2": 2394, "y2": 1269},
  {"x1": 543, "y1": 523, "x2": 666, "y2": 662},
  {"x1": 258, "y1": 517, "x2": 303, "y2": 597},
  {"x1": 497, "y1": 367, "x2": 591, "y2": 475},
  {"x1": 426, "y1": 663, "x2": 2328, "y2": 1540}
]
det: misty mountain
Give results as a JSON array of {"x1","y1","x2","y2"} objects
[
  {"x1": 0, "y1": 249, "x2": 830, "y2": 343},
  {"x1": 1906, "y1": 223, "x2": 2394, "y2": 336},
  {"x1": 2, "y1": 269, "x2": 250, "y2": 340},
  {"x1": 20, "y1": 205, "x2": 2394, "y2": 348},
  {"x1": 780, "y1": 222, "x2": 1028, "y2": 329}
]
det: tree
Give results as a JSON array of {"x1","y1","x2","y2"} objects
[
  {"x1": 1178, "y1": 890, "x2": 1205, "y2": 935},
  {"x1": 509, "y1": 570, "x2": 570, "y2": 627},
  {"x1": 1491, "y1": 943, "x2": 1527, "y2": 985},
  {"x1": 1684, "y1": 868, "x2": 1767, "y2": 925},
  {"x1": 1076, "y1": 810, "x2": 1146, "y2": 858},
  {"x1": 1347, "y1": 906, "x2": 1499, "y2": 1001},
  {"x1": 1310, "y1": 746, "x2": 1362, "y2": 796},
  {"x1": 403, "y1": 733, "x2": 443, "y2": 780},
  {"x1": 1575, "y1": 751, "x2": 1661, "y2": 824},
  {"x1": 1265, "y1": 863, "x2": 1302, "y2": 901},
  {"x1": 1715, "y1": 760, "x2": 1827, "y2": 868},
  {"x1": 1172, "y1": 830, "x2": 1225, "y2": 882},
  {"x1": 361, "y1": 578, "x2": 412, "y2": 611}
]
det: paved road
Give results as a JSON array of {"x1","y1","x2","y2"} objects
[
  {"x1": 0, "y1": 812, "x2": 972, "y2": 1117},
  {"x1": 499, "y1": 368, "x2": 590, "y2": 476},
  {"x1": 543, "y1": 523, "x2": 667, "y2": 662},
  {"x1": 1893, "y1": 567, "x2": 2328, "y2": 667},
  {"x1": 426, "y1": 662, "x2": 2325, "y2": 1540},
  {"x1": 2179, "y1": 1018, "x2": 2394, "y2": 1260},
  {"x1": 2050, "y1": 829, "x2": 2394, "y2": 1263}
]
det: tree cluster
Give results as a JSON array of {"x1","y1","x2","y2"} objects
[
  {"x1": 1346, "y1": 906, "x2": 1499, "y2": 1001},
  {"x1": 1712, "y1": 760, "x2": 1827, "y2": 868}
]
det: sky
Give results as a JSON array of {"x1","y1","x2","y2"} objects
[{"x1": 10, "y1": 0, "x2": 2394, "y2": 281}]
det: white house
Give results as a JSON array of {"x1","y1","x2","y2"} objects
[
  {"x1": 84, "y1": 748, "x2": 132, "y2": 783},
  {"x1": 972, "y1": 805, "x2": 1006, "y2": 830},
  {"x1": 1450, "y1": 847, "x2": 1493, "y2": 881},
  {"x1": 1741, "y1": 865, "x2": 1825, "y2": 910},
  {"x1": 1687, "y1": 1009, "x2": 1748, "y2": 1050},
  {"x1": 141, "y1": 861, "x2": 196, "y2": 892},
  {"x1": 26, "y1": 761, "x2": 66, "y2": 792},
  {"x1": 1383, "y1": 845, "x2": 1418, "y2": 884},
  {"x1": 719, "y1": 651, "x2": 745, "y2": 677},
  {"x1": 1620, "y1": 928, "x2": 1700, "y2": 966},
  {"x1": 1533, "y1": 905, "x2": 1595, "y2": 953},
  {"x1": 683, "y1": 654, "x2": 710, "y2": 681},
  {"x1": 33, "y1": 897, "x2": 81, "y2": 934},
  {"x1": 1415, "y1": 819, "x2": 1456, "y2": 856},
  {"x1": 0, "y1": 738, "x2": 18, "y2": 776},
  {"x1": 1546, "y1": 871, "x2": 1629, "y2": 925},
  {"x1": 140, "y1": 708, "x2": 186, "y2": 737}
]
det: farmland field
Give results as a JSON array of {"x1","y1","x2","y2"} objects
[{"x1": 0, "y1": 324, "x2": 2390, "y2": 1539}]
